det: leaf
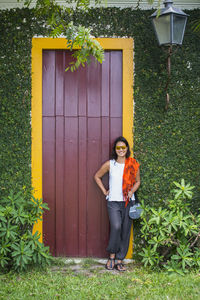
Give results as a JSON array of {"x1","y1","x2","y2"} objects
[
  {"x1": 171, "y1": 255, "x2": 180, "y2": 260},
  {"x1": 174, "y1": 190, "x2": 182, "y2": 199}
]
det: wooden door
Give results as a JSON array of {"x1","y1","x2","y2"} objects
[{"x1": 42, "y1": 50, "x2": 122, "y2": 257}]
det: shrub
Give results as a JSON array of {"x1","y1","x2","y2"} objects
[
  {"x1": 0, "y1": 191, "x2": 52, "y2": 272},
  {"x1": 139, "y1": 180, "x2": 200, "y2": 275}
]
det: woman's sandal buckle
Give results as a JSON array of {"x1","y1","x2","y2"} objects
[
  {"x1": 115, "y1": 263, "x2": 126, "y2": 272},
  {"x1": 105, "y1": 258, "x2": 115, "y2": 270}
]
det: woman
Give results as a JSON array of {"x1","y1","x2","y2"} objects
[{"x1": 94, "y1": 136, "x2": 140, "y2": 271}]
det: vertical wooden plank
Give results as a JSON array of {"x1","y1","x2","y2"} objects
[
  {"x1": 78, "y1": 117, "x2": 87, "y2": 256},
  {"x1": 101, "y1": 117, "x2": 110, "y2": 257},
  {"x1": 43, "y1": 50, "x2": 55, "y2": 116},
  {"x1": 64, "y1": 117, "x2": 79, "y2": 256},
  {"x1": 110, "y1": 51, "x2": 122, "y2": 117},
  {"x1": 78, "y1": 65, "x2": 87, "y2": 117},
  {"x1": 55, "y1": 50, "x2": 65, "y2": 255},
  {"x1": 64, "y1": 52, "x2": 78, "y2": 117},
  {"x1": 42, "y1": 117, "x2": 56, "y2": 255},
  {"x1": 55, "y1": 51, "x2": 64, "y2": 116},
  {"x1": 101, "y1": 117, "x2": 110, "y2": 164},
  {"x1": 87, "y1": 118, "x2": 102, "y2": 256},
  {"x1": 101, "y1": 51, "x2": 110, "y2": 117},
  {"x1": 55, "y1": 116, "x2": 65, "y2": 255},
  {"x1": 87, "y1": 58, "x2": 101, "y2": 117},
  {"x1": 110, "y1": 117, "x2": 122, "y2": 145}
]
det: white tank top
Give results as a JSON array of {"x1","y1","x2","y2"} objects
[
  {"x1": 108, "y1": 160, "x2": 124, "y2": 202},
  {"x1": 107, "y1": 159, "x2": 135, "y2": 202}
]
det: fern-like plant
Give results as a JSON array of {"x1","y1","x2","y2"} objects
[
  {"x1": 0, "y1": 191, "x2": 52, "y2": 272},
  {"x1": 139, "y1": 180, "x2": 200, "y2": 274}
]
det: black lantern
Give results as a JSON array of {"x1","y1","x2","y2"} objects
[
  {"x1": 150, "y1": 0, "x2": 189, "y2": 110},
  {"x1": 150, "y1": 0, "x2": 188, "y2": 46}
]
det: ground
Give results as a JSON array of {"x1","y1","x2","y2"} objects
[
  {"x1": 0, "y1": 258, "x2": 200, "y2": 299},
  {"x1": 51, "y1": 258, "x2": 133, "y2": 276}
]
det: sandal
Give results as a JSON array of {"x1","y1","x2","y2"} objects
[
  {"x1": 105, "y1": 258, "x2": 115, "y2": 270},
  {"x1": 115, "y1": 263, "x2": 126, "y2": 272}
]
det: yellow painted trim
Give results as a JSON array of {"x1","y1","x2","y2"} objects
[
  {"x1": 31, "y1": 37, "x2": 134, "y2": 258},
  {"x1": 31, "y1": 38, "x2": 43, "y2": 238},
  {"x1": 122, "y1": 44, "x2": 134, "y2": 259}
]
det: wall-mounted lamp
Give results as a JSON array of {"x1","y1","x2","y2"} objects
[{"x1": 150, "y1": 0, "x2": 189, "y2": 109}]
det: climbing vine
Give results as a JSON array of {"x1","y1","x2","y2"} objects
[{"x1": 0, "y1": 8, "x2": 199, "y2": 212}]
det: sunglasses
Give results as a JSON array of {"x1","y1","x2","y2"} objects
[{"x1": 116, "y1": 146, "x2": 127, "y2": 150}]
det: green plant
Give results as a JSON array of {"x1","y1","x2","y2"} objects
[
  {"x1": 139, "y1": 180, "x2": 200, "y2": 274},
  {"x1": 0, "y1": 191, "x2": 52, "y2": 271},
  {"x1": 0, "y1": 7, "x2": 199, "y2": 222},
  {"x1": 19, "y1": 0, "x2": 104, "y2": 71},
  {"x1": 63, "y1": 22, "x2": 104, "y2": 72}
]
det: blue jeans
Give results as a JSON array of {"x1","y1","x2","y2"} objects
[{"x1": 106, "y1": 201, "x2": 132, "y2": 260}]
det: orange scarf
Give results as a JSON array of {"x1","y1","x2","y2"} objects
[{"x1": 122, "y1": 157, "x2": 140, "y2": 206}]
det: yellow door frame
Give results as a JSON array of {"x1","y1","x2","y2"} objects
[{"x1": 31, "y1": 37, "x2": 134, "y2": 258}]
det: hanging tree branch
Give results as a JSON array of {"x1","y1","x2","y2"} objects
[{"x1": 18, "y1": 0, "x2": 104, "y2": 71}]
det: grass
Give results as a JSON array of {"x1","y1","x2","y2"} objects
[{"x1": 0, "y1": 259, "x2": 200, "y2": 300}]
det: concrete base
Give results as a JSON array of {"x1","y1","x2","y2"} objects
[{"x1": 64, "y1": 258, "x2": 133, "y2": 265}]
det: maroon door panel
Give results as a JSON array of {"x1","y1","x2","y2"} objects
[
  {"x1": 78, "y1": 117, "x2": 87, "y2": 256},
  {"x1": 42, "y1": 50, "x2": 122, "y2": 257},
  {"x1": 64, "y1": 117, "x2": 79, "y2": 255},
  {"x1": 55, "y1": 52, "x2": 64, "y2": 116},
  {"x1": 42, "y1": 116, "x2": 56, "y2": 255},
  {"x1": 110, "y1": 51, "x2": 122, "y2": 117},
  {"x1": 55, "y1": 116, "x2": 65, "y2": 255}
]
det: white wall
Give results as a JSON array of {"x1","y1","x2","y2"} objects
[{"x1": 0, "y1": 0, "x2": 199, "y2": 10}]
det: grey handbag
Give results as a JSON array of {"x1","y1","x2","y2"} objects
[{"x1": 129, "y1": 191, "x2": 143, "y2": 219}]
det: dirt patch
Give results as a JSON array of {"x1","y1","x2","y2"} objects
[{"x1": 50, "y1": 258, "x2": 136, "y2": 276}]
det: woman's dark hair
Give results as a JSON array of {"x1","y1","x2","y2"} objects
[{"x1": 111, "y1": 136, "x2": 131, "y2": 160}]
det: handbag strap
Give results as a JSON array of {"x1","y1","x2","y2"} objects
[
  {"x1": 130, "y1": 190, "x2": 139, "y2": 205},
  {"x1": 134, "y1": 190, "x2": 139, "y2": 204}
]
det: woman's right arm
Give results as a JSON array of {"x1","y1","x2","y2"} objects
[{"x1": 94, "y1": 161, "x2": 110, "y2": 196}]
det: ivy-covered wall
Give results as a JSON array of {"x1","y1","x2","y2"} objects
[{"x1": 0, "y1": 8, "x2": 199, "y2": 209}]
